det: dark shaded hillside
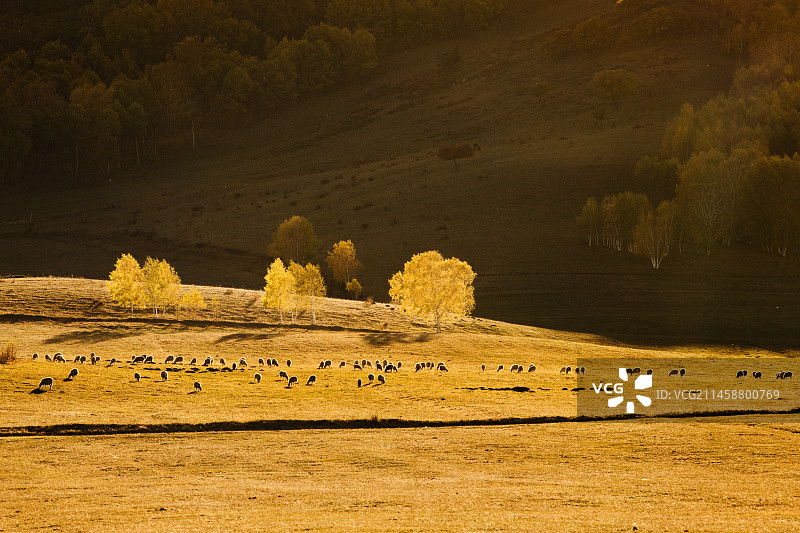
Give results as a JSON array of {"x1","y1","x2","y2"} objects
[{"x1": 4, "y1": 0, "x2": 798, "y2": 348}]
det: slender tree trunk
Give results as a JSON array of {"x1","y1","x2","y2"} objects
[{"x1": 135, "y1": 137, "x2": 140, "y2": 166}]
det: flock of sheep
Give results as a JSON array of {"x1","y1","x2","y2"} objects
[{"x1": 28, "y1": 350, "x2": 796, "y2": 393}]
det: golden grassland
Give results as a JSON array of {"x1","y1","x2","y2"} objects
[{"x1": 1, "y1": 277, "x2": 800, "y2": 531}]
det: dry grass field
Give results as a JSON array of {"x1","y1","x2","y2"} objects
[{"x1": 1, "y1": 277, "x2": 800, "y2": 531}]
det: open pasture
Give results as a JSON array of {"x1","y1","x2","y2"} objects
[
  {"x1": 1, "y1": 421, "x2": 800, "y2": 532},
  {"x1": 3, "y1": 315, "x2": 799, "y2": 430}
]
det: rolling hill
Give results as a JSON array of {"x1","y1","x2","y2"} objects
[{"x1": 3, "y1": 0, "x2": 798, "y2": 347}]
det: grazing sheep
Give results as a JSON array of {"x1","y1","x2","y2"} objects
[
  {"x1": 368, "y1": 373, "x2": 375, "y2": 382},
  {"x1": 776, "y1": 371, "x2": 785, "y2": 379},
  {"x1": 38, "y1": 377, "x2": 54, "y2": 391},
  {"x1": 382, "y1": 359, "x2": 388, "y2": 368},
  {"x1": 646, "y1": 369, "x2": 653, "y2": 375},
  {"x1": 497, "y1": 365, "x2": 504, "y2": 372},
  {"x1": 366, "y1": 360, "x2": 373, "y2": 368},
  {"x1": 254, "y1": 373, "x2": 262, "y2": 383},
  {"x1": 271, "y1": 358, "x2": 278, "y2": 366},
  {"x1": 340, "y1": 361, "x2": 346, "y2": 367},
  {"x1": 510, "y1": 364, "x2": 518, "y2": 372},
  {"x1": 528, "y1": 364, "x2": 536, "y2": 372},
  {"x1": 397, "y1": 362, "x2": 402, "y2": 369},
  {"x1": 632, "y1": 367, "x2": 641, "y2": 375},
  {"x1": 54, "y1": 354, "x2": 65, "y2": 363},
  {"x1": 258, "y1": 358, "x2": 265, "y2": 366},
  {"x1": 174, "y1": 356, "x2": 184, "y2": 364},
  {"x1": 387, "y1": 364, "x2": 397, "y2": 373},
  {"x1": 266, "y1": 358, "x2": 273, "y2": 367},
  {"x1": 231, "y1": 363, "x2": 237, "y2": 370},
  {"x1": 516, "y1": 365, "x2": 523, "y2": 373},
  {"x1": 239, "y1": 358, "x2": 248, "y2": 367},
  {"x1": 279, "y1": 370, "x2": 289, "y2": 380},
  {"x1": 325, "y1": 360, "x2": 332, "y2": 368},
  {"x1": 67, "y1": 368, "x2": 79, "y2": 380},
  {"x1": 134, "y1": 372, "x2": 141, "y2": 382},
  {"x1": 286, "y1": 359, "x2": 292, "y2": 367},
  {"x1": 559, "y1": 366, "x2": 567, "y2": 374},
  {"x1": 74, "y1": 355, "x2": 81, "y2": 363},
  {"x1": 625, "y1": 368, "x2": 633, "y2": 375},
  {"x1": 563, "y1": 366, "x2": 572, "y2": 375},
  {"x1": 32, "y1": 353, "x2": 39, "y2": 360},
  {"x1": 190, "y1": 357, "x2": 197, "y2": 365},
  {"x1": 680, "y1": 368, "x2": 686, "y2": 377},
  {"x1": 362, "y1": 359, "x2": 367, "y2": 367},
  {"x1": 415, "y1": 363, "x2": 423, "y2": 372},
  {"x1": 306, "y1": 375, "x2": 316, "y2": 385},
  {"x1": 668, "y1": 369, "x2": 679, "y2": 376},
  {"x1": 357, "y1": 378, "x2": 362, "y2": 387},
  {"x1": 81, "y1": 355, "x2": 88, "y2": 364},
  {"x1": 753, "y1": 371, "x2": 762, "y2": 378},
  {"x1": 203, "y1": 357, "x2": 213, "y2": 366},
  {"x1": 194, "y1": 381, "x2": 202, "y2": 392},
  {"x1": 90, "y1": 355, "x2": 97, "y2": 365},
  {"x1": 165, "y1": 355, "x2": 174, "y2": 364},
  {"x1": 376, "y1": 363, "x2": 383, "y2": 371},
  {"x1": 45, "y1": 354, "x2": 52, "y2": 362},
  {"x1": 109, "y1": 358, "x2": 117, "y2": 365},
  {"x1": 132, "y1": 355, "x2": 145, "y2": 364},
  {"x1": 319, "y1": 361, "x2": 325, "y2": 369},
  {"x1": 736, "y1": 370, "x2": 745, "y2": 379},
  {"x1": 219, "y1": 358, "x2": 226, "y2": 366},
  {"x1": 354, "y1": 363, "x2": 363, "y2": 370},
  {"x1": 377, "y1": 374, "x2": 385, "y2": 384},
  {"x1": 785, "y1": 371, "x2": 793, "y2": 379},
  {"x1": 438, "y1": 364, "x2": 449, "y2": 372},
  {"x1": 144, "y1": 355, "x2": 154, "y2": 364},
  {"x1": 427, "y1": 362, "x2": 434, "y2": 369},
  {"x1": 481, "y1": 364, "x2": 486, "y2": 371},
  {"x1": 160, "y1": 370, "x2": 168, "y2": 381},
  {"x1": 287, "y1": 376, "x2": 298, "y2": 387}
]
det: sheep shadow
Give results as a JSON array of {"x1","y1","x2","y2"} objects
[
  {"x1": 62, "y1": 377, "x2": 74, "y2": 382},
  {"x1": 30, "y1": 388, "x2": 48, "y2": 394},
  {"x1": 363, "y1": 332, "x2": 432, "y2": 347}
]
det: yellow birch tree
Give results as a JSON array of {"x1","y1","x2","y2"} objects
[{"x1": 389, "y1": 250, "x2": 476, "y2": 333}]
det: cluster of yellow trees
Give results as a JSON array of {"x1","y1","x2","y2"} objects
[
  {"x1": 106, "y1": 254, "x2": 206, "y2": 318},
  {"x1": 108, "y1": 215, "x2": 477, "y2": 331},
  {"x1": 107, "y1": 247, "x2": 476, "y2": 333}
]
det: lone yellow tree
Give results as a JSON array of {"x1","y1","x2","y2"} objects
[
  {"x1": 289, "y1": 261, "x2": 327, "y2": 325},
  {"x1": 326, "y1": 239, "x2": 362, "y2": 286},
  {"x1": 389, "y1": 250, "x2": 476, "y2": 333},
  {"x1": 268, "y1": 215, "x2": 320, "y2": 264},
  {"x1": 107, "y1": 253, "x2": 144, "y2": 315},
  {"x1": 262, "y1": 258, "x2": 296, "y2": 324},
  {"x1": 141, "y1": 257, "x2": 181, "y2": 318}
]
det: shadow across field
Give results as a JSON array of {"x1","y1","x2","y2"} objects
[
  {"x1": 45, "y1": 328, "x2": 142, "y2": 344},
  {"x1": 362, "y1": 332, "x2": 432, "y2": 347},
  {"x1": 214, "y1": 331, "x2": 287, "y2": 343},
  {"x1": 3, "y1": 408, "x2": 800, "y2": 437}
]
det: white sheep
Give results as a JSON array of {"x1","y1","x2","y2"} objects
[{"x1": 38, "y1": 377, "x2": 54, "y2": 391}]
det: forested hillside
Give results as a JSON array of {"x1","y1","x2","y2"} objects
[
  {"x1": 578, "y1": 0, "x2": 800, "y2": 263},
  {"x1": 0, "y1": 0, "x2": 506, "y2": 183}
]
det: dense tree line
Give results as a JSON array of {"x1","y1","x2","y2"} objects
[
  {"x1": 0, "y1": 0, "x2": 507, "y2": 185},
  {"x1": 576, "y1": 0, "x2": 800, "y2": 267}
]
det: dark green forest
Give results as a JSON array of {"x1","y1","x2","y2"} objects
[
  {"x1": 577, "y1": 0, "x2": 800, "y2": 262},
  {"x1": 0, "y1": 0, "x2": 506, "y2": 184}
]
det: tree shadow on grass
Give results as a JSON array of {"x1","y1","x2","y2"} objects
[
  {"x1": 363, "y1": 332, "x2": 432, "y2": 347},
  {"x1": 214, "y1": 331, "x2": 287, "y2": 344},
  {"x1": 45, "y1": 328, "x2": 142, "y2": 344}
]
